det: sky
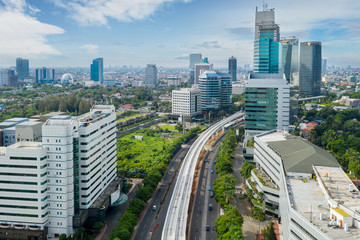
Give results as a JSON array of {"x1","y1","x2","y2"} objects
[{"x1": 0, "y1": 0, "x2": 359, "y2": 68}]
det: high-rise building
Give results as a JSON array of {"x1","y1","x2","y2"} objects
[
  {"x1": 0, "y1": 105, "x2": 117, "y2": 239},
  {"x1": 244, "y1": 73, "x2": 290, "y2": 140},
  {"x1": 194, "y1": 63, "x2": 212, "y2": 85},
  {"x1": 253, "y1": 6, "x2": 280, "y2": 73},
  {"x1": 144, "y1": 64, "x2": 157, "y2": 87},
  {"x1": 189, "y1": 53, "x2": 203, "y2": 85},
  {"x1": 0, "y1": 69, "x2": 17, "y2": 86},
  {"x1": 322, "y1": 58, "x2": 327, "y2": 73},
  {"x1": 0, "y1": 142, "x2": 49, "y2": 239},
  {"x1": 16, "y1": 58, "x2": 29, "y2": 80},
  {"x1": 172, "y1": 88, "x2": 201, "y2": 120},
  {"x1": 199, "y1": 71, "x2": 232, "y2": 112},
  {"x1": 228, "y1": 56, "x2": 237, "y2": 82},
  {"x1": 299, "y1": 42, "x2": 322, "y2": 96},
  {"x1": 219, "y1": 72, "x2": 232, "y2": 108},
  {"x1": 36, "y1": 67, "x2": 55, "y2": 84},
  {"x1": 90, "y1": 58, "x2": 104, "y2": 84},
  {"x1": 281, "y1": 37, "x2": 299, "y2": 123},
  {"x1": 189, "y1": 53, "x2": 202, "y2": 69}
]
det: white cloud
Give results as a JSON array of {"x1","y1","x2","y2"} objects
[
  {"x1": 0, "y1": 0, "x2": 64, "y2": 63},
  {"x1": 53, "y1": 0, "x2": 191, "y2": 26},
  {"x1": 81, "y1": 44, "x2": 99, "y2": 55}
]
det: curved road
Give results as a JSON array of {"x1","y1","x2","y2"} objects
[{"x1": 161, "y1": 112, "x2": 244, "y2": 240}]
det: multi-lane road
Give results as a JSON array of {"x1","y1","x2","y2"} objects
[
  {"x1": 161, "y1": 112, "x2": 244, "y2": 240},
  {"x1": 189, "y1": 133, "x2": 226, "y2": 240}
]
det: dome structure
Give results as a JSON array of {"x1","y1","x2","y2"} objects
[{"x1": 61, "y1": 73, "x2": 74, "y2": 84}]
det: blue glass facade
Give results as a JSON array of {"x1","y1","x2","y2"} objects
[
  {"x1": 91, "y1": 58, "x2": 103, "y2": 84},
  {"x1": 254, "y1": 29, "x2": 279, "y2": 73}
]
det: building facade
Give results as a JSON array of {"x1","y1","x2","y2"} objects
[
  {"x1": 253, "y1": 7, "x2": 280, "y2": 73},
  {"x1": 0, "y1": 142, "x2": 49, "y2": 239},
  {"x1": 219, "y1": 72, "x2": 232, "y2": 108},
  {"x1": 172, "y1": 88, "x2": 201, "y2": 118},
  {"x1": 228, "y1": 56, "x2": 237, "y2": 82},
  {"x1": 244, "y1": 73, "x2": 289, "y2": 140},
  {"x1": 299, "y1": 42, "x2": 322, "y2": 96},
  {"x1": 281, "y1": 37, "x2": 299, "y2": 123},
  {"x1": 16, "y1": 58, "x2": 29, "y2": 80},
  {"x1": 145, "y1": 64, "x2": 157, "y2": 87},
  {"x1": 91, "y1": 58, "x2": 104, "y2": 84},
  {"x1": 194, "y1": 63, "x2": 212, "y2": 85},
  {"x1": 36, "y1": 67, "x2": 55, "y2": 84}
]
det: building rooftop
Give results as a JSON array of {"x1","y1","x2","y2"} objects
[
  {"x1": 289, "y1": 176, "x2": 360, "y2": 239},
  {"x1": 8, "y1": 142, "x2": 42, "y2": 150},
  {"x1": 4, "y1": 117, "x2": 29, "y2": 123},
  {"x1": 199, "y1": 71, "x2": 218, "y2": 78},
  {"x1": 42, "y1": 112, "x2": 65, "y2": 117},
  {"x1": 16, "y1": 121, "x2": 42, "y2": 127},
  {"x1": 45, "y1": 115, "x2": 73, "y2": 126}
]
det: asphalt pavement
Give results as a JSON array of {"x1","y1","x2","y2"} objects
[
  {"x1": 189, "y1": 134, "x2": 226, "y2": 240},
  {"x1": 132, "y1": 137, "x2": 196, "y2": 240}
]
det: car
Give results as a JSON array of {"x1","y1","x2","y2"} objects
[
  {"x1": 152, "y1": 205, "x2": 157, "y2": 211},
  {"x1": 208, "y1": 186, "x2": 211, "y2": 191},
  {"x1": 210, "y1": 192, "x2": 214, "y2": 198},
  {"x1": 206, "y1": 225, "x2": 210, "y2": 231},
  {"x1": 208, "y1": 204, "x2": 213, "y2": 211},
  {"x1": 211, "y1": 169, "x2": 214, "y2": 173}
]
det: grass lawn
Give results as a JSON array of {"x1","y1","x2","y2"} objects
[{"x1": 160, "y1": 124, "x2": 177, "y2": 131}]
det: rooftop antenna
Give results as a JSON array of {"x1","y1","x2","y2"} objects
[{"x1": 263, "y1": 1, "x2": 268, "y2": 11}]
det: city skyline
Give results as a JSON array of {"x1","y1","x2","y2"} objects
[{"x1": 0, "y1": 0, "x2": 359, "y2": 68}]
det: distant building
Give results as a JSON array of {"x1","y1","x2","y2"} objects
[
  {"x1": 172, "y1": 88, "x2": 201, "y2": 119},
  {"x1": 194, "y1": 63, "x2": 212, "y2": 85},
  {"x1": 322, "y1": 58, "x2": 327, "y2": 73},
  {"x1": 0, "y1": 69, "x2": 17, "y2": 86},
  {"x1": 228, "y1": 56, "x2": 237, "y2": 82},
  {"x1": 16, "y1": 57, "x2": 29, "y2": 80},
  {"x1": 253, "y1": 6, "x2": 280, "y2": 73},
  {"x1": 90, "y1": 57, "x2": 104, "y2": 84},
  {"x1": 36, "y1": 67, "x2": 55, "y2": 84},
  {"x1": 299, "y1": 42, "x2": 322, "y2": 96},
  {"x1": 61, "y1": 73, "x2": 74, "y2": 84},
  {"x1": 244, "y1": 73, "x2": 289, "y2": 140},
  {"x1": 145, "y1": 64, "x2": 157, "y2": 87},
  {"x1": 189, "y1": 53, "x2": 203, "y2": 85},
  {"x1": 165, "y1": 77, "x2": 181, "y2": 86},
  {"x1": 199, "y1": 71, "x2": 232, "y2": 112}
]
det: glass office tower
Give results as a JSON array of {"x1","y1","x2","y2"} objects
[
  {"x1": 299, "y1": 42, "x2": 322, "y2": 96},
  {"x1": 228, "y1": 56, "x2": 237, "y2": 82},
  {"x1": 253, "y1": 7, "x2": 280, "y2": 74},
  {"x1": 91, "y1": 58, "x2": 104, "y2": 84}
]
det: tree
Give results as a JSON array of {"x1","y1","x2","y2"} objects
[
  {"x1": 136, "y1": 185, "x2": 153, "y2": 202},
  {"x1": 59, "y1": 234, "x2": 67, "y2": 240},
  {"x1": 241, "y1": 162, "x2": 255, "y2": 179},
  {"x1": 262, "y1": 222, "x2": 277, "y2": 240},
  {"x1": 175, "y1": 123, "x2": 183, "y2": 133}
]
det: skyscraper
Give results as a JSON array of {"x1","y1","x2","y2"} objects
[
  {"x1": 228, "y1": 56, "x2": 237, "y2": 82},
  {"x1": 281, "y1": 37, "x2": 299, "y2": 123},
  {"x1": 194, "y1": 63, "x2": 212, "y2": 85},
  {"x1": 299, "y1": 42, "x2": 322, "y2": 96},
  {"x1": 253, "y1": 6, "x2": 280, "y2": 73},
  {"x1": 145, "y1": 64, "x2": 157, "y2": 87},
  {"x1": 16, "y1": 58, "x2": 29, "y2": 80},
  {"x1": 189, "y1": 53, "x2": 202, "y2": 84},
  {"x1": 90, "y1": 57, "x2": 104, "y2": 84},
  {"x1": 322, "y1": 58, "x2": 327, "y2": 73},
  {"x1": 0, "y1": 69, "x2": 16, "y2": 86},
  {"x1": 189, "y1": 53, "x2": 202, "y2": 69},
  {"x1": 36, "y1": 67, "x2": 55, "y2": 84}
]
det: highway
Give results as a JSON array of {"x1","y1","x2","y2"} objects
[
  {"x1": 189, "y1": 133, "x2": 226, "y2": 240},
  {"x1": 132, "y1": 138, "x2": 196, "y2": 240},
  {"x1": 161, "y1": 112, "x2": 244, "y2": 240}
]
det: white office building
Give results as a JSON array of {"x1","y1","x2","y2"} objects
[
  {"x1": 145, "y1": 64, "x2": 157, "y2": 87},
  {"x1": 42, "y1": 116, "x2": 78, "y2": 238},
  {"x1": 77, "y1": 105, "x2": 117, "y2": 209},
  {"x1": 0, "y1": 142, "x2": 49, "y2": 239},
  {"x1": 245, "y1": 73, "x2": 290, "y2": 141},
  {"x1": 172, "y1": 88, "x2": 201, "y2": 118},
  {"x1": 252, "y1": 130, "x2": 360, "y2": 240}
]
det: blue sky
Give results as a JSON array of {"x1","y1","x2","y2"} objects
[{"x1": 0, "y1": 0, "x2": 359, "y2": 68}]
